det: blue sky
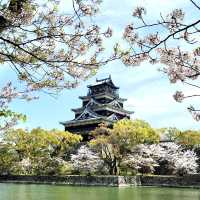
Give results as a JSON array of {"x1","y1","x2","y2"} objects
[{"x1": 1, "y1": 0, "x2": 200, "y2": 130}]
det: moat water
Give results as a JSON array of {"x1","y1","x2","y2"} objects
[{"x1": 0, "y1": 183, "x2": 200, "y2": 200}]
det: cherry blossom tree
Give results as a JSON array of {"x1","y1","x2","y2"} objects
[
  {"x1": 90, "y1": 119, "x2": 159, "y2": 175},
  {"x1": 0, "y1": 0, "x2": 115, "y2": 132},
  {"x1": 154, "y1": 143, "x2": 198, "y2": 175},
  {"x1": 121, "y1": 153, "x2": 158, "y2": 174},
  {"x1": 127, "y1": 143, "x2": 198, "y2": 175},
  {"x1": 71, "y1": 145, "x2": 105, "y2": 175},
  {"x1": 0, "y1": 0, "x2": 114, "y2": 90},
  {"x1": 0, "y1": 82, "x2": 28, "y2": 133},
  {"x1": 121, "y1": 0, "x2": 200, "y2": 121}
]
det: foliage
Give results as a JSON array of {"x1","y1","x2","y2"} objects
[
  {"x1": 0, "y1": 128, "x2": 82, "y2": 175},
  {"x1": 175, "y1": 130, "x2": 200, "y2": 147},
  {"x1": 59, "y1": 161, "x2": 74, "y2": 175},
  {"x1": 90, "y1": 119, "x2": 159, "y2": 175},
  {"x1": 0, "y1": 124, "x2": 200, "y2": 176},
  {"x1": 175, "y1": 149, "x2": 198, "y2": 175},
  {"x1": 71, "y1": 145, "x2": 105, "y2": 175},
  {"x1": 90, "y1": 123, "x2": 112, "y2": 138},
  {"x1": 156, "y1": 127, "x2": 181, "y2": 142},
  {"x1": 0, "y1": 143, "x2": 19, "y2": 175},
  {"x1": 10, "y1": 157, "x2": 32, "y2": 175},
  {"x1": 112, "y1": 119, "x2": 160, "y2": 148},
  {"x1": 30, "y1": 157, "x2": 65, "y2": 175},
  {"x1": 1, "y1": 0, "x2": 200, "y2": 133},
  {"x1": 0, "y1": 120, "x2": 199, "y2": 176},
  {"x1": 157, "y1": 143, "x2": 198, "y2": 175},
  {"x1": 5, "y1": 128, "x2": 82, "y2": 159},
  {"x1": 0, "y1": 108, "x2": 27, "y2": 134},
  {"x1": 10, "y1": 157, "x2": 74, "y2": 175}
]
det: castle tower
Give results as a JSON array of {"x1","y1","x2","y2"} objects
[{"x1": 60, "y1": 76, "x2": 134, "y2": 140}]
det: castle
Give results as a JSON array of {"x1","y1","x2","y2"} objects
[{"x1": 60, "y1": 76, "x2": 134, "y2": 140}]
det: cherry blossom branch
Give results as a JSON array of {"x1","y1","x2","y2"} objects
[{"x1": 122, "y1": 5, "x2": 200, "y2": 121}]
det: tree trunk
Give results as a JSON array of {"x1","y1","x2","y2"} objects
[{"x1": 108, "y1": 157, "x2": 118, "y2": 175}]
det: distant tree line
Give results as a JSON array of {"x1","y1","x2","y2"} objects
[
  {"x1": 1, "y1": 0, "x2": 200, "y2": 135},
  {"x1": 0, "y1": 119, "x2": 200, "y2": 176}
]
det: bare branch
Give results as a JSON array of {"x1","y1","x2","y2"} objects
[{"x1": 190, "y1": 0, "x2": 200, "y2": 10}]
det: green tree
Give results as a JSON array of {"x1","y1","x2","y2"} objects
[
  {"x1": 175, "y1": 130, "x2": 200, "y2": 147},
  {"x1": 0, "y1": 143, "x2": 19, "y2": 175},
  {"x1": 90, "y1": 119, "x2": 159, "y2": 175},
  {"x1": 0, "y1": 109, "x2": 26, "y2": 134},
  {"x1": 176, "y1": 130, "x2": 200, "y2": 173},
  {"x1": 2, "y1": 128, "x2": 82, "y2": 175},
  {"x1": 5, "y1": 128, "x2": 82, "y2": 158},
  {"x1": 156, "y1": 127, "x2": 181, "y2": 142}
]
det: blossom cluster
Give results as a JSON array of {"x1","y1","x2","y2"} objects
[
  {"x1": 122, "y1": 143, "x2": 198, "y2": 175},
  {"x1": 0, "y1": 0, "x2": 114, "y2": 93},
  {"x1": 71, "y1": 145, "x2": 105, "y2": 174},
  {"x1": 0, "y1": 0, "x2": 115, "y2": 131},
  {"x1": 122, "y1": 4, "x2": 200, "y2": 120}
]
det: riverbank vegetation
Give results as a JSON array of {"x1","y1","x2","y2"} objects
[
  {"x1": 0, "y1": 0, "x2": 200, "y2": 178},
  {"x1": 0, "y1": 119, "x2": 199, "y2": 176},
  {"x1": 1, "y1": 0, "x2": 200, "y2": 136}
]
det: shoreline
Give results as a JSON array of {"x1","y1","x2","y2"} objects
[{"x1": 0, "y1": 174, "x2": 200, "y2": 188}]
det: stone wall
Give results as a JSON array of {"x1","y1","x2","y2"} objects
[
  {"x1": 0, "y1": 175, "x2": 138, "y2": 187},
  {"x1": 140, "y1": 174, "x2": 200, "y2": 188},
  {"x1": 0, "y1": 174, "x2": 200, "y2": 188}
]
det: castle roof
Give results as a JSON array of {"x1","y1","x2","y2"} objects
[{"x1": 87, "y1": 75, "x2": 119, "y2": 89}]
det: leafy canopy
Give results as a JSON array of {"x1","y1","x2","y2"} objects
[
  {"x1": 90, "y1": 119, "x2": 159, "y2": 175},
  {"x1": 4, "y1": 128, "x2": 82, "y2": 158}
]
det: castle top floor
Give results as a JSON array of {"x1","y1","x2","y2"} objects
[{"x1": 86, "y1": 75, "x2": 119, "y2": 97}]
